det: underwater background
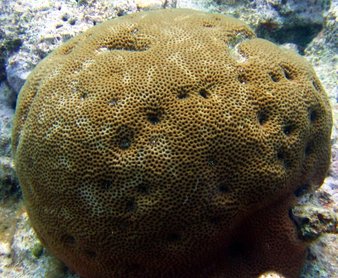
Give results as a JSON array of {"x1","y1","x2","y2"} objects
[{"x1": 0, "y1": 0, "x2": 337, "y2": 277}]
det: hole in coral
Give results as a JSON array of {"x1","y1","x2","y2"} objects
[
  {"x1": 277, "y1": 150, "x2": 285, "y2": 161},
  {"x1": 309, "y1": 109, "x2": 318, "y2": 122},
  {"x1": 177, "y1": 87, "x2": 190, "y2": 99},
  {"x1": 294, "y1": 184, "x2": 310, "y2": 197},
  {"x1": 312, "y1": 80, "x2": 320, "y2": 92},
  {"x1": 80, "y1": 91, "x2": 88, "y2": 100},
  {"x1": 125, "y1": 263, "x2": 141, "y2": 273},
  {"x1": 147, "y1": 110, "x2": 162, "y2": 125},
  {"x1": 147, "y1": 113, "x2": 160, "y2": 124},
  {"x1": 99, "y1": 179, "x2": 112, "y2": 190},
  {"x1": 137, "y1": 183, "x2": 150, "y2": 194},
  {"x1": 84, "y1": 249, "x2": 96, "y2": 259},
  {"x1": 207, "y1": 157, "x2": 216, "y2": 167},
  {"x1": 167, "y1": 232, "x2": 181, "y2": 242},
  {"x1": 177, "y1": 91, "x2": 188, "y2": 99},
  {"x1": 209, "y1": 216, "x2": 221, "y2": 225},
  {"x1": 103, "y1": 42, "x2": 149, "y2": 52},
  {"x1": 126, "y1": 198, "x2": 137, "y2": 212},
  {"x1": 108, "y1": 98, "x2": 118, "y2": 106},
  {"x1": 283, "y1": 124, "x2": 294, "y2": 135},
  {"x1": 269, "y1": 72, "x2": 280, "y2": 82},
  {"x1": 117, "y1": 220, "x2": 129, "y2": 231},
  {"x1": 203, "y1": 22, "x2": 215, "y2": 28},
  {"x1": 257, "y1": 110, "x2": 268, "y2": 125},
  {"x1": 281, "y1": 65, "x2": 294, "y2": 80},
  {"x1": 277, "y1": 149, "x2": 291, "y2": 168},
  {"x1": 218, "y1": 183, "x2": 229, "y2": 193},
  {"x1": 198, "y1": 88, "x2": 209, "y2": 99},
  {"x1": 238, "y1": 73, "x2": 248, "y2": 84},
  {"x1": 305, "y1": 142, "x2": 314, "y2": 156},
  {"x1": 228, "y1": 240, "x2": 248, "y2": 257},
  {"x1": 119, "y1": 137, "x2": 132, "y2": 149},
  {"x1": 63, "y1": 234, "x2": 76, "y2": 246},
  {"x1": 116, "y1": 126, "x2": 134, "y2": 150}
]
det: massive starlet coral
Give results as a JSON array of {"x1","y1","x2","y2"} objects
[{"x1": 12, "y1": 8, "x2": 332, "y2": 278}]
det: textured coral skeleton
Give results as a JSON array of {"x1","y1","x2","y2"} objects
[{"x1": 12, "y1": 9, "x2": 332, "y2": 278}]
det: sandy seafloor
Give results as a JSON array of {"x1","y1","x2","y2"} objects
[{"x1": 0, "y1": 0, "x2": 337, "y2": 277}]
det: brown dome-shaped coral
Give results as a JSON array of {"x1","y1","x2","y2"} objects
[{"x1": 12, "y1": 9, "x2": 332, "y2": 278}]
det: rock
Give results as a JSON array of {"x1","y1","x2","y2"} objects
[
  {"x1": 259, "y1": 272, "x2": 286, "y2": 278},
  {"x1": 0, "y1": 82, "x2": 17, "y2": 202},
  {"x1": 6, "y1": 210, "x2": 76, "y2": 278},
  {"x1": 0, "y1": 201, "x2": 20, "y2": 276},
  {"x1": 135, "y1": 0, "x2": 164, "y2": 9},
  {"x1": 0, "y1": 81, "x2": 16, "y2": 111},
  {"x1": 178, "y1": 0, "x2": 329, "y2": 52},
  {"x1": 301, "y1": 234, "x2": 338, "y2": 278},
  {"x1": 0, "y1": 0, "x2": 139, "y2": 94},
  {"x1": 291, "y1": 205, "x2": 337, "y2": 241},
  {"x1": 5, "y1": 61, "x2": 30, "y2": 95}
]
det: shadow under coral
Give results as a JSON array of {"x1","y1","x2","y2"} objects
[{"x1": 201, "y1": 196, "x2": 307, "y2": 278}]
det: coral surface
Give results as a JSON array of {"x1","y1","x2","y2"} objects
[{"x1": 12, "y1": 9, "x2": 332, "y2": 278}]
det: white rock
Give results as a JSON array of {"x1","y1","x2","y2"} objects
[{"x1": 135, "y1": 0, "x2": 164, "y2": 9}]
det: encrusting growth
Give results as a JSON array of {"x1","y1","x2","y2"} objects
[{"x1": 12, "y1": 9, "x2": 332, "y2": 278}]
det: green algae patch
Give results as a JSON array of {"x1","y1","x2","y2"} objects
[{"x1": 32, "y1": 242, "x2": 44, "y2": 258}]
